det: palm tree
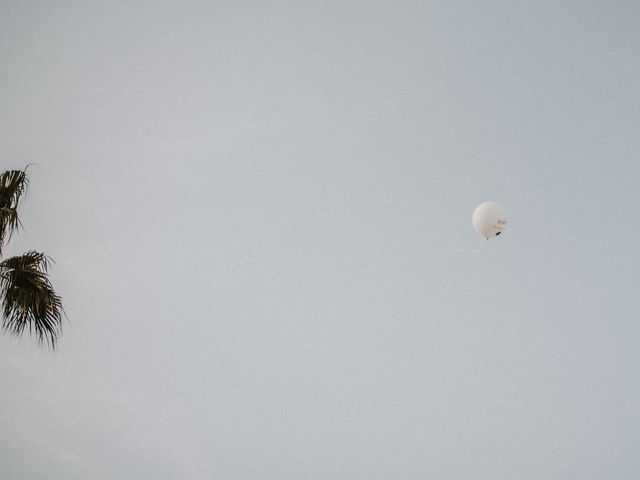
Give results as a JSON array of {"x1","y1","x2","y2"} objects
[{"x1": 0, "y1": 168, "x2": 63, "y2": 348}]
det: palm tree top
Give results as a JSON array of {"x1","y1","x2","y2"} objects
[
  {"x1": 0, "y1": 167, "x2": 64, "y2": 348},
  {"x1": 0, "y1": 168, "x2": 29, "y2": 256}
]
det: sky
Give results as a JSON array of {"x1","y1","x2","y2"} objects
[{"x1": 1, "y1": 1, "x2": 639, "y2": 478}]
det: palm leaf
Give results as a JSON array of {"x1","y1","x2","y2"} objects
[
  {"x1": 0, "y1": 169, "x2": 28, "y2": 254},
  {"x1": 0, "y1": 207, "x2": 22, "y2": 254},
  {"x1": 0, "y1": 169, "x2": 28, "y2": 209},
  {"x1": 0, "y1": 251, "x2": 64, "y2": 348}
]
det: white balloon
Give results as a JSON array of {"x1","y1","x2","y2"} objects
[{"x1": 472, "y1": 201, "x2": 507, "y2": 239}]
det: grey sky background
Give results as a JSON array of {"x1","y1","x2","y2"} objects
[{"x1": 1, "y1": 1, "x2": 639, "y2": 478}]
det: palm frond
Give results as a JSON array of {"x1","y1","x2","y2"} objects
[
  {"x1": 0, "y1": 169, "x2": 28, "y2": 209},
  {"x1": 0, "y1": 207, "x2": 22, "y2": 254},
  {"x1": 0, "y1": 251, "x2": 64, "y2": 348},
  {"x1": 0, "y1": 169, "x2": 28, "y2": 254}
]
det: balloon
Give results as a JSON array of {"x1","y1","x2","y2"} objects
[{"x1": 472, "y1": 201, "x2": 507, "y2": 239}]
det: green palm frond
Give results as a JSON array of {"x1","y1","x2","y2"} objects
[
  {"x1": 0, "y1": 251, "x2": 64, "y2": 348},
  {"x1": 0, "y1": 169, "x2": 28, "y2": 209},
  {"x1": 0, "y1": 169, "x2": 28, "y2": 254},
  {"x1": 0, "y1": 207, "x2": 22, "y2": 254}
]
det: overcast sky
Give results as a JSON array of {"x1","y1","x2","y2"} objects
[{"x1": 1, "y1": 1, "x2": 639, "y2": 478}]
